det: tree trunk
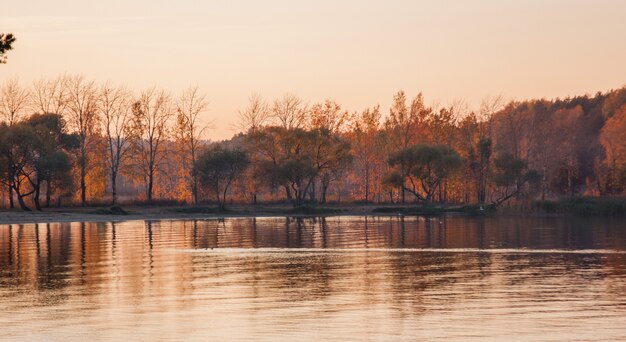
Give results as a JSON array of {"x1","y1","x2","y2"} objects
[
  {"x1": 111, "y1": 172, "x2": 117, "y2": 205},
  {"x1": 8, "y1": 183, "x2": 14, "y2": 209},
  {"x1": 45, "y1": 180, "x2": 52, "y2": 208},
  {"x1": 81, "y1": 144, "x2": 87, "y2": 206},
  {"x1": 191, "y1": 148, "x2": 198, "y2": 205},
  {"x1": 541, "y1": 163, "x2": 547, "y2": 200},
  {"x1": 192, "y1": 178, "x2": 198, "y2": 205},
  {"x1": 13, "y1": 185, "x2": 30, "y2": 211},
  {"x1": 364, "y1": 166, "x2": 369, "y2": 202},
  {"x1": 216, "y1": 184, "x2": 223, "y2": 209},
  {"x1": 147, "y1": 171, "x2": 154, "y2": 202},
  {"x1": 309, "y1": 179, "x2": 316, "y2": 202},
  {"x1": 567, "y1": 166, "x2": 572, "y2": 197},
  {"x1": 284, "y1": 185, "x2": 293, "y2": 203},
  {"x1": 34, "y1": 184, "x2": 42, "y2": 211},
  {"x1": 16, "y1": 194, "x2": 30, "y2": 211},
  {"x1": 221, "y1": 181, "x2": 231, "y2": 210},
  {"x1": 321, "y1": 180, "x2": 329, "y2": 204},
  {"x1": 438, "y1": 182, "x2": 443, "y2": 203},
  {"x1": 477, "y1": 182, "x2": 482, "y2": 204}
]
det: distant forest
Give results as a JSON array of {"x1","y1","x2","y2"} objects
[{"x1": 1, "y1": 75, "x2": 626, "y2": 210}]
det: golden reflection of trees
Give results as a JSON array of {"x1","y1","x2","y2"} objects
[{"x1": 0, "y1": 216, "x2": 625, "y2": 332}]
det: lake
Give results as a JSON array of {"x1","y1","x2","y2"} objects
[{"x1": 1, "y1": 216, "x2": 625, "y2": 341}]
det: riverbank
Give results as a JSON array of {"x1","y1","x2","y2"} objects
[
  {"x1": 0, "y1": 203, "x2": 485, "y2": 225},
  {"x1": 1, "y1": 198, "x2": 624, "y2": 225},
  {"x1": 0, "y1": 204, "x2": 359, "y2": 225}
]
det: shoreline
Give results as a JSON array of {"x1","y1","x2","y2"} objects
[
  {"x1": 0, "y1": 205, "x2": 386, "y2": 225},
  {"x1": 1, "y1": 201, "x2": 625, "y2": 225},
  {"x1": 0, "y1": 203, "x2": 489, "y2": 225},
  {"x1": 0, "y1": 211, "x2": 381, "y2": 225}
]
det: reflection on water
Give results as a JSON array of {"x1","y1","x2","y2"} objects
[{"x1": 1, "y1": 216, "x2": 625, "y2": 341}]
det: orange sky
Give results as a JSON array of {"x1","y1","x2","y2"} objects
[{"x1": 3, "y1": 0, "x2": 626, "y2": 139}]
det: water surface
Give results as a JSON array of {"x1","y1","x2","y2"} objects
[{"x1": 1, "y1": 216, "x2": 625, "y2": 341}]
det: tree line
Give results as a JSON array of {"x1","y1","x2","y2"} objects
[{"x1": 1, "y1": 75, "x2": 626, "y2": 210}]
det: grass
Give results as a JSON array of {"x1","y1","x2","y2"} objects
[
  {"x1": 372, "y1": 205, "x2": 494, "y2": 216},
  {"x1": 89, "y1": 205, "x2": 129, "y2": 215},
  {"x1": 532, "y1": 197, "x2": 626, "y2": 217},
  {"x1": 285, "y1": 205, "x2": 344, "y2": 215},
  {"x1": 169, "y1": 206, "x2": 228, "y2": 214},
  {"x1": 371, "y1": 207, "x2": 407, "y2": 213}
]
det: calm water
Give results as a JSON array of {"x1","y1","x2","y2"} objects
[{"x1": 1, "y1": 216, "x2": 625, "y2": 341}]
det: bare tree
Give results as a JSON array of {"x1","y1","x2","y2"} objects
[
  {"x1": 237, "y1": 93, "x2": 270, "y2": 132},
  {"x1": 31, "y1": 76, "x2": 68, "y2": 115},
  {"x1": 129, "y1": 87, "x2": 173, "y2": 202},
  {"x1": 449, "y1": 98, "x2": 471, "y2": 122},
  {"x1": 0, "y1": 78, "x2": 30, "y2": 126},
  {"x1": 176, "y1": 85, "x2": 209, "y2": 205},
  {"x1": 478, "y1": 94, "x2": 504, "y2": 137},
  {"x1": 99, "y1": 83, "x2": 132, "y2": 205},
  {"x1": 65, "y1": 75, "x2": 99, "y2": 206},
  {"x1": 271, "y1": 93, "x2": 308, "y2": 129}
]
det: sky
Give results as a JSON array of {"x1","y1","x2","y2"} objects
[{"x1": 3, "y1": 0, "x2": 626, "y2": 139}]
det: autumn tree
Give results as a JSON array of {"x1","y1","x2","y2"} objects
[
  {"x1": 427, "y1": 106, "x2": 458, "y2": 145},
  {"x1": 22, "y1": 114, "x2": 75, "y2": 210},
  {"x1": 310, "y1": 99, "x2": 353, "y2": 202},
  {"x1": 385, "y1": 144, "x2": 462, "y2": 203},
  {"x1": 549, "y1": 106, "x2": 584, "y2": 196},
  {"x1": 602, "y1": 88, "x2": 626, "y2": 119},
  {"x1": 311, "y1": 129, "x2": 353, "y2": 203},
  {"x1": 176, "y1": 86, "x2": 209, "y2": 204},
  {"x1": 65, "y1": 75, "x2": 99, "y2": 206},
  {"x1": 490, "y1": 153, "x2": 540, "y2": 206},
  {"x1": 0, "y1": 79, "x2": 623, "y2": 208},
  {"x1": 383, "y1": 91, "x2": 431, "y2": 202},
  {"x1": 99, "y1": 84, "x2": 132, "y2": 205},
  {"x1": 29, "y1": 76, "x2": 70, "y2": 207},
  {"x1": 426, "y1": 105, "x2": 461, "y2": 201},
  {"x1": 384, "y1": 91, "x2": 430, "y2": 149},
  {"x1": 195, "y1": 146, "x2": 249, "y2": 209},
  {"x1": 251, "y1": 127, "x2": 314, "y2": 206},
  {"x1": 237, "y1": 94, "x2": 272, "y2": 204},
  {"x1": 349, "y1": 106, "x2": 382, "y2": 202},
  {"x1": 0, "y1": 123, "x2": 33, "y2": 210},
  {"x1": 457, "y1": 113, "x2": 492, "y2": 203},
  {"x1": 600, "y1": 105, "x2": 626, "y2": 193},
  {"x1": 129, "y1": 87, "x2": 173, "y2": 202},
  {"x1": 0, "y1": 123, "x2": 20, "y2": 208},
  {"x1": 0, "y1": 78, "x2": 30, "y2": 207},
  {"x1": 0, "y1": 114, "x2": 75, "y2": 210},
  {"x1": 470, "y1": 96, "x2": 503, "y2": 202},
  {"x1": 310, "y1": 99, "x2": 351, "y2": 133}
]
